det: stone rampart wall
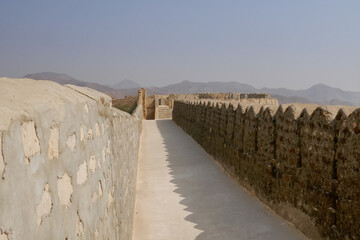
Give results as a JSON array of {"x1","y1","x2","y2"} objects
[
  {"x1": 144, "y1": 92, "x2": 278, "y2": 120},
  {"x1": 172, "y1": 92, "x2": 278, "y2": 103},
  {"x1": 173, "y1": 100, "x2": 360, "y2": 240},
  {"x1": 0, "y1": 78, "x2": 142, "y2": 240}
]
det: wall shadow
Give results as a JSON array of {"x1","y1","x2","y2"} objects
[{"x1": 155, "y1": 119, "x2": 305, "y2": 240}]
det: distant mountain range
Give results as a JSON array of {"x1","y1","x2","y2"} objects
[
  {"x1": 24, "y1": 72, "x2": 117, "y2": 94},
  {"x1": 261, "y1": 84, "x2": 360, "y2": 106},
  {"x1": 22, "y1": 72, "x2": 360, "y2": 106},
  {"x1": 23, "y1": 72, "x2": 128, "y2": 98},
  {"x1": 142, "y1": 80, "x2": 360, "y2": 106}
]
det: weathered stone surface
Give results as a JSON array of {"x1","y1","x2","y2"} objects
[
  {"x1": 48, "y1": 127, "x2": 59, "y2": 160},
  {"x1": 173, "y1": 99, "x2": 360, "y2": 240},
  {"x1": 77, "y1": 161, "x2": 88, "y2": 185},
  {"x1": 66, "y1": 133, "x2": 76, "y2": 151},
  {"x1": 36, "y1": 184, "x2": 52, "y2": 226},
  {"x1": 0, "y1": 133, "x2": 5, "y2": 179},
  {"x1": 77, "y1": 212, "x2": 84, "y2": 237},
  {"x1": 21, "y1": 121, "x2": 40, "y2": 162},
  {"x1": 299, "y1": 107, "x2": 336, "y2": 235},
  {"x1": 0, "y1": 77, "x2": 143, "y2": 240},
  {"x1": 89, "y1": 155, "x2": 96, "y2": 173},
  {"x1": 336, "y1": 109, "x2": 360, "y2": 239},
  {"x1": 57, "y1": 172, "x2": 73, "y2": 206},
  {"x1": 0, "y1": 230, "x2": 8, "y2": 240}
]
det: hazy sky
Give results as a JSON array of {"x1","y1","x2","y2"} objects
[{"x1": 1, "y1": 1, "x2": 360, "y2": 91}]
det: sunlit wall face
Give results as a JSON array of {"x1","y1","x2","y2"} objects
[{"x1": 0, "y1": 0, "x2": 359, "y2": 91}]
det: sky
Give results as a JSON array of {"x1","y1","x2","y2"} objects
[{"x1": 0, "y1": 0, "x2": 360, "y2": 91}]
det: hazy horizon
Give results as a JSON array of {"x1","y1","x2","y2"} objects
[
  {"x1": 1, "y1": 1, "x2": 360, "y2": 91},
  {"x1": 7, "y1": 71, "x2": 360, "y2": 93}
]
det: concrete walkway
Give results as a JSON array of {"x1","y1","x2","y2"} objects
[{"x1": 132, "y1": 120, "x2": 307, "y2": 240}]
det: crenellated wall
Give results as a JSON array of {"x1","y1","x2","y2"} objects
[
  {"x1": 173, "y1": 100, "x2": 360, "y2": 240},
  {"x1": 141, "y1": 92, "x2": 277, "y2": 120},
  {"x1": 0, "y1": 78, "x2": 143, "y2": 240}
]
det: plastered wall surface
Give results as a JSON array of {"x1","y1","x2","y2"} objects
[
  {"x1": 0, "y1": 78, "x2": 142, "y2": 240},
  {"x1": 155, "y1": 106, "x2": 172, "y2": 119},
  {"x1": 173, "y1": 100, "x2": 360, "y2": 240}
]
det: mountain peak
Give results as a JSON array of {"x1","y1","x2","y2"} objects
[
  {"x1": 310, "y1": 83, "x2": 331, "y2": 89},
  {"x1": 181, "y1": 80, "x2": 191, "y2": 83},
  {"x1": 308, "y1": 83, "x2": 343, "y2": 91},
  {"x1": 312, "y1": 83, "x2": 325, "y2": 87}
]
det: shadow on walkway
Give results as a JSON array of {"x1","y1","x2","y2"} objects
[{"x1": 155, "y1": 119, "x2": 305, "y2": 240}]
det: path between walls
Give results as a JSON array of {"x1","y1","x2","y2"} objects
[{"x1": 132, "y1": 120, "x2": 307, "y2": 240}]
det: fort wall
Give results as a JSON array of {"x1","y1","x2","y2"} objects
[
  {"x1": 173, "y1": 100, "x2": 360, "y2": 240},
  {"x1": 142, "y1": 92, "x2": 278, "y2": 120},
  {"x1": 0, "y1": 78, "x2": 142, "y2": 240}
]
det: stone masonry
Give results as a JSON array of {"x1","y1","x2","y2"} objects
[
  {"x1": 0, "y1": 78, "x2": 143, "y2": 240},
  {"x1": 173, "y1": 100, "x2": 360, "y2": 240}
]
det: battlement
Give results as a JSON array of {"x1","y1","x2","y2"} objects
[
  {"x1": 173, "y1": 100, "x2": 360, "y2": 239},
  {"x1": 139, "y1": 92, "x2": 278, "y2": 120}
]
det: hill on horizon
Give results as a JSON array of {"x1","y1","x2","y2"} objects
[
  {"x1": 260, "y1": 83, "x2": 360, "y2": 106},
  {"x1": 23, "y1": 72, "x2": 126, "y2": 98},
  {"x1": 24, "y1": 72, "x2": 83, "y2": 85},
  {"x1": 22, "y1": 72, "x2": 360, "y2": 106}
]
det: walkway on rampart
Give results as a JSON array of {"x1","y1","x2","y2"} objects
[{"x1": 132, "y1": 120, "x2": 306, "y2": 240}]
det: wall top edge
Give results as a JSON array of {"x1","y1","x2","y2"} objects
[
  {"x1": 175, "y1": 99, "x2": 360, "y2": 121},
  {"x1": 0, "y1": 77, "x2": 112, "y2": 131}
]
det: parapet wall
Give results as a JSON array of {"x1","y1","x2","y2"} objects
[
  {"x1": 173, "y1": 100, "x2": 360, "y2": 240},
  {"x1": 112, "y1": 96, "x2": 138, "y2": 114},
  {"x1": 143, "y1": 92, "x2": 278, "y2": 119},
  {"x1": 0, "y1": 78, "x2": 142, "y2": 240},
  {"x1": 166, "y1": 92, "x2": 278, "y2": 104}
]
